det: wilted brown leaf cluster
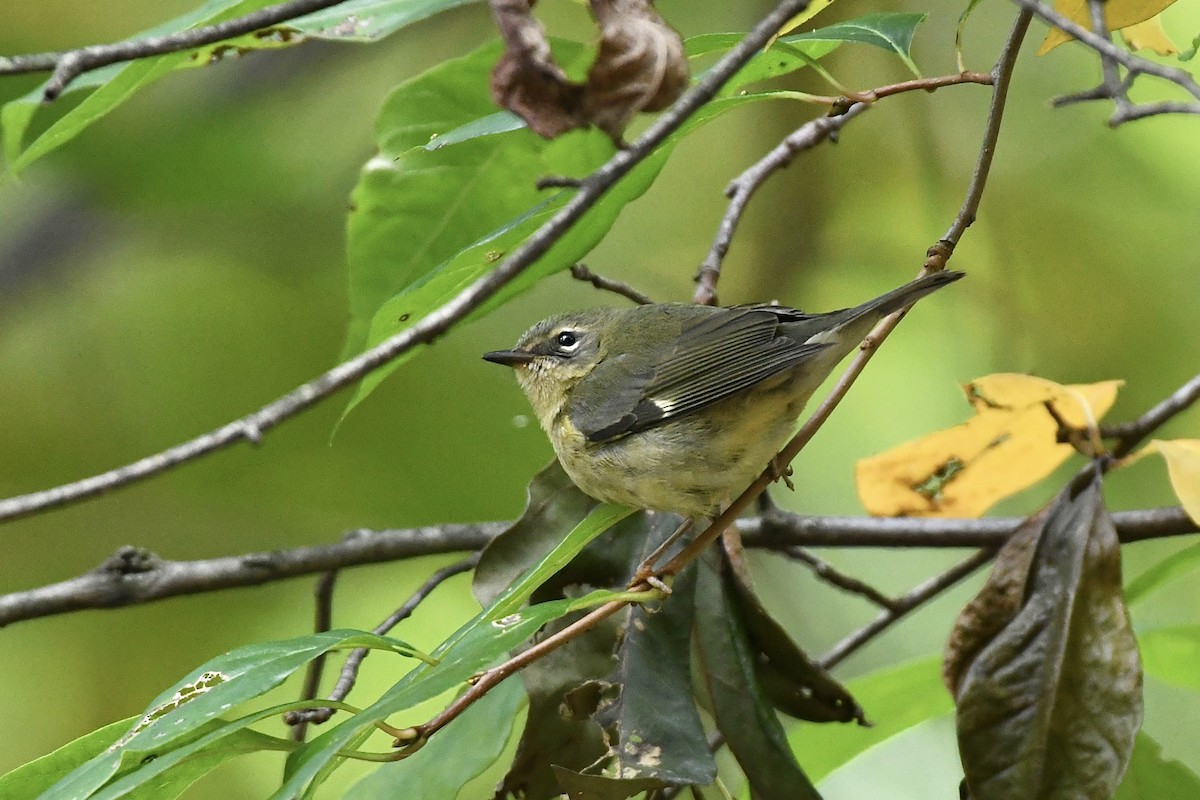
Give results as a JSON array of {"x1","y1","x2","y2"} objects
[{"x1": 489, "y1": 0, "x2": 688, "y2": 140}]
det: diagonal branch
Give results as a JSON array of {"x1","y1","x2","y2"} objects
[
  {"x1": 1107, "y1": 373, "x2": 1200, "y2": 458},
  {"x1": 924, "y1": 9, "x2": 1031, "y2": 271},
  {"x1": 0, "y1": 0, "x2": 351, "y2": 101},
  {"x1": 817, "y1": 548, "x2": 995, "y2": 669},
  {"x1": 0, "y1": 0, "x2": 816, "y2": 528}
]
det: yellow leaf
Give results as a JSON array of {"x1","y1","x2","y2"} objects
[
  {"x1": 1037, "y1": 0, "x2": 1179, "y2": 55},
  {"x1": 1148, "y1": 439, "x2": 1200, "y2": 525},
  {"x1": 766, "y1": 0, "x2": 837, "y2": 49},
  {"x1": 1121, "y1": 17, "x2": 1180, "y2": 54},
  {"x1": 855, "y1": 374, "x2": 1122, "y2": 518}
]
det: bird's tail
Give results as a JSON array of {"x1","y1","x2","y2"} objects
[{"x1": 850, "y1": 270, "x2": 964, "y2": 321}]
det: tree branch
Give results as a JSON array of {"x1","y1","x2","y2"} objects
[
  {"x1": 2, "y1": 506, "x2": 1190, "y2": 628},
  {"x1": 817, "y1": 548, "x2": 995, "y2": 669},
  {"x1": 1107, "y1": 373, "x2": 1200, "y2": 458},
  {"x1": 287, "y1": 554, "x2": 479, "y2": 737},
  {"x1": 693, "y1": 103, "x2": 869, "y2": 305},
  {"x1": 569, "y1": 263, "x2": 654, "y2": 305},
  {"x1": 0, "y1": 0, "x2": 816, "y2": 528},
  {"x1": 0, "y1": 523, "x2": 501, "y2": 627},
  {"x1": 694, "y1": 69, "x2": 997, "y2": 305},
  {"x1": 1010, "y1": 0, "x2": 1200, "y2": 124},
  {"x1": 0, "y1": 0, "x2": 350, "y2": 101},
  {"x1": 924, "y1": 10, "x2": 1031, "y2": 271}
]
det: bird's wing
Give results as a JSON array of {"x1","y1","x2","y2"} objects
[{"x1": 573, "y1": 307, "x2": 831, "y2": 442}]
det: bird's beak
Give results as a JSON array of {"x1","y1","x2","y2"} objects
[{"x1": 483, "y1": 349, "x2": 535, "y2": 367}]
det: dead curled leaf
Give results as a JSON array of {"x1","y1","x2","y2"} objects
[
  {"x1": 489, "y1": 0, "x2": 687, "y2": 140},
  {"x1": 855, "y1": 374, "x2": 1122, "y2": 518},
  {"x1": 946, "y1": 476, "x2": 1143, "y2": 800}
]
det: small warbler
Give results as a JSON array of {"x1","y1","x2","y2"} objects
[{"x1": 484, "y1": 271, "x2": 962, "y2": 518}]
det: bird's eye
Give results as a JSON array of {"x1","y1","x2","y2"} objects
[{"x1": 555, "y1": 330, "x2": 579, "y2": 350}]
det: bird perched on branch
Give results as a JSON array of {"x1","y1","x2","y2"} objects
[{"x1": 484, "y1": 271, "x2": 962, "y2": 518}]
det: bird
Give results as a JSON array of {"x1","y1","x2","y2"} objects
[{"x1": 484, "y1": 271, "x2": 962, "y2": 519}]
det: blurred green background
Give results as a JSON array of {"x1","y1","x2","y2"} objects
[{"x1": 2, "y1": 1, "x2": 1199, "y2": 797}]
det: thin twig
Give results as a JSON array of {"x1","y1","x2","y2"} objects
[
  {"x1": 0, "y1": 0, "x2": 350, "y2": 100},
  {"x1": 1106, "y1": 373, "x2": 1200, "y2": 458},
  {"x1": 693, "y1": 103, "x2": 869, "y2": 305},
  {"x1": 808, "y1": 71, "x2": 993, "y2": 108},
  {"x1": 290, "y1": 570, "x2": 339, "y2": 742},
  {"x1": 925, "y1": 10, "x2": 1031, "y2": 271},
  {"x1": 0, "y1": 0, "x2": 815, "y2": 528},
  {"x1": 694, "y1": 71, "x2": 994, "y2": 305},
  {"x1": 817, "y1": 548, "x2": 996, "y2": 669},
  {"x1": 286, "y1": 554, "x2": 479, "y2": 733},
  {"x1": 783, "y1": 547, "x2": 898, "y2": 610},
  {"x1": 1010, "y1": 0, "x2": 1200, "y2": 124},
  {"x1": 0, "y1": 0, "x2": 350, "y2": 101},
  {"x1": 569, "y1": 264, "x2": 654, "y2": 305}
]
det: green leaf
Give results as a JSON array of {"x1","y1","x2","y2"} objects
[
  {"x1": 1125, "y1": 541, "x2": 1200, "y2": 605},
  {"x1": 273, "y1": 504, "x2": 642, "y2": 798},
  {"x1": 290, "y1": 0, "x2": 484, "y2": 42},
  {"x1": 3, "y1": 0, "x2": 272, "y2": 171},
  {"x1": 90, "y1": 725, "x2": 291, "y2": 800},
  {"x1": 0, "y1": 717, "x2": 133, "y2": 798},
  {"x1": 1116, "y1": 732, "x2": 1200, "y2": 799},
  {"x1": 486, "y1": 501, "x2": 636, "y2": 620},
  {"x1": 783, "y1": 12, "x2": 928, "y2": 77},
  {"x1": 277, "y1": 588, "x2": 645, "y2": 799},
  {"x1": 345, "y1": 675, "x2": 526, "y2": 800},
  {"x1": 684, "y1": 33, "x2": 841, "y2": 92},
  {"x1": 786, "y1": 656, "x2": 953, "y2": 783},
  {"x1": 1139, "y1": 625, "x2": 1200, "y2": 691},
  {"x1": 693, "y1": 550, "x2": 820, "y2": 800},
  {"x1": 1, "y1": 0, "x2": 481, "y2": 173},
  {"x1": 953, "y1": 478, "x2": 1143, "y2": 800},
  {"x1": 39, "y1": 629, "x2": 423, "y2": 800}
]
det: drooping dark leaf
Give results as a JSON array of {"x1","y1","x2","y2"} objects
[
  {"x1": 493, "y1": 609, "x2": 627, "y2": 799},
  {"x1": 477, "y1": 467, "x2": 675, "y2": 799},
  {"x1": 551, "y1": 765, "x2": 666, "y2": 800},
  {"x1": 694, "y1": 549, "x2": 822, "y2": 800},
  {"x1": 950, "y1": 475, "x2": 1143, "y2": 800},
  {"x1": 722, "y1": 533, "x2": 863, "y2": 725},
  {"x1": 594, "y1": 562, "x2": 716, "y2": 788},
  {"x1": 943, "y1": 508, "x2": 1047, "y2": 696}
]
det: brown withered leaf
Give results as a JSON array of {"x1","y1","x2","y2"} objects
[
  {"x1": 585, "y1": 0, "x2": 687, "y2": 139},
  {"x1": 490, "y1": 0, "x2": 587, "y2": 138},
  {"x1": 943, "y1": 508, "x2": 1047, "y2": 697},
  {"x1": 489, "y1": 0, "x2": 686, "y2": 140},
  {"x1": 950, "y1": 475, "x2": 1143, "y2": 800}
]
